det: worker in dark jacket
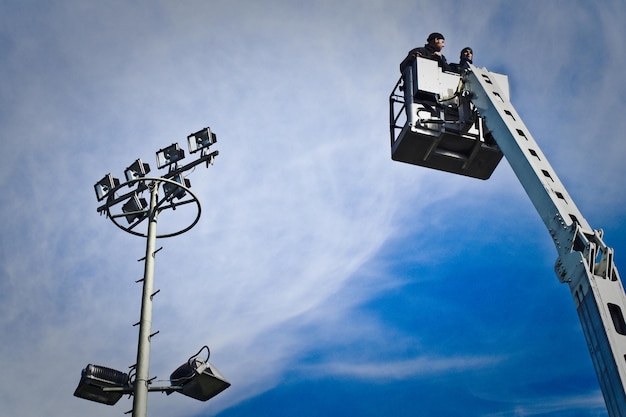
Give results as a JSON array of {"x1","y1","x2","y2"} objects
[
  {"x1": 400, "y1": 32, "x2": 451, "y2": 73},
  {"x1": 450, "y1": 47, "x2": 473, "y2": 73}
]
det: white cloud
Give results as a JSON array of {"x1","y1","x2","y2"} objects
[
  {"x1": 481, "y1": 392, "x2": 606, "y2": 417},
  {"x1": 300, "y1": 355, "x2": 504, "y2": 380}
]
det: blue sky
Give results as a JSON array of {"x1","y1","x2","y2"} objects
[{"x1": 1, "y1": 1, "x2": 626, "y2": 416}]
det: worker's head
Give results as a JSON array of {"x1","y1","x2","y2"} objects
[
  {"x1": 427, "y1": 32, "x2": 445, "y2": 51},
  {"x1": 460, "y1": 47, "x2": 473, "y2": 62}
]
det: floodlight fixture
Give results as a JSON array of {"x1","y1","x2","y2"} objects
[
  {"x1": 74, "y1": 364, "x2": 129, "y2": 405},
  {"x1": 169, "y1": 347, "x2": 230, "y2": 402},
  {"x1": 124, "y1": 159, "x2": 151, "y2": 183},
  {"x1": 94, "y1": 174, "x2": 120, "y2": 201},
  {"x1": 187, "y1": 127, "x2": 217, "y2": 154},
  {"x1": 156, "y1": 143, "x2": 185, "y2": 169},
  {"x1": 122, "y1": 193, "x2": 148, "y2": 224},
  {"x1": 163, "y1": 174, "x2": 191, "y2": 201}
]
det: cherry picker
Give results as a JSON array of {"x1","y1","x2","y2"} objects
[{"x1": 389, "y1": 56, "x2": 626, "y2": 416}]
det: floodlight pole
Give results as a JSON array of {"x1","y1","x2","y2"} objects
[
  {"x1": 83, "y1": 138, "x2": 222, "y2": 415},
  {"x1": 132, "y1": 181, "x2": 159, "y2": 417}
]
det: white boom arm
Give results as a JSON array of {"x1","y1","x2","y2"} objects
[{"x1": 465, "y1": 64, "x2": 626, "y2": 416}]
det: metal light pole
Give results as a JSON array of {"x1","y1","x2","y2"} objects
[
  {"x1": 132, "y1": 182, "x2": 159, "y2": 417},
  {"x1": 74, "y1": 128, "x2": 230, "y2": 415}
]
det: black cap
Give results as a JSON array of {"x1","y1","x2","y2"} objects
[{"x1": 427, "y1": 32, "x2": 444, "y2": 42}]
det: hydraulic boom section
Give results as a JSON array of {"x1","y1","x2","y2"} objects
[{"x1": 464, "y1": 64, "x2": 626, "y2": 416}]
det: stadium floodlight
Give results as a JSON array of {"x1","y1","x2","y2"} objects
[
  {"x1": 94, "y1": 174, "x2": 121, "y2": 201},
  {"x1": 187, "y1": 127, "x2": 217, "y2": 154},
  {"x1": 169, "y1": 346, "x2": 230, "y2": 402},
  {"x1": 74, "y1": 364, "x2": 129, "y2": 406},
  {"x1": 122, "y1": 193, "x2": 148, "y2": 224},
  {"x1": 163, "y1": 174, "x2": 191, "y2": 201},
  {"x1": 156, "y1": 143, "x2": 185, "y2": 169},
  {"x1": 124, "y1": 159, "x2": 151, "y2": 183}
]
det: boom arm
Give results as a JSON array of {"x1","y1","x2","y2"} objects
[{"x1": 465, "y1": 64, "x2": 626, "y2": 416}]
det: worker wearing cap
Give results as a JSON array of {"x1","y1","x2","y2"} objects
[
  {"x1": 451, "y1": 47, "x2": 473, "y2": 74},
  {"x1": 400, "y1": 32, "x2": 451, "y2": 73}
]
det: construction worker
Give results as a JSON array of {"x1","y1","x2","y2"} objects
[{"x1": 400, "y1": 32, "x2": 451, "y2": 73}]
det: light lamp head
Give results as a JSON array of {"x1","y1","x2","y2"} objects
[
  {"x1": 73, "y1": 364, "x2": 129, "y2": 406},
  {"x1": 169, "y1": 358, "x2": 230, "y2": 402},
  {"x1": 156, "y1": 143, "x2": 185, "y2": 169},
  {"x1": 94, "y1": 174, "x2": 120, "y2": 201},
  {"x1": 124, "y1": 159, "x2": 151, "y2": 183},
  {"x1": 187, "y1": 127, "x2": 217, "y2": 154},
  {"x1": 122, "y1": 193, "x2": 148, "y2": 224},
  {"x1": 163, "y1": 174, "x2": 191, "y2": 201}
]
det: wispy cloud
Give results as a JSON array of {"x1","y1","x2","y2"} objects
[
  {"x1": 481, "y1": 392, "x2": 606, "y2": 417},
  {"x1": 300, "y1": 355, "x2": 504, "y2": 380}
]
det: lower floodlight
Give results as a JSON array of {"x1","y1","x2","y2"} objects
[
  {"x1": 169, "y1": 346, "x2": 230, "y2": 402},
  {"x1": 163, "y1": 174, "x2": 191, "y2": 201},
  {"x1": 156, "y1": 143, "x2": 185, "y2": 169},
  {"x1": 94, "y1": 174, "x2": 120, "y2": 201},
  {"x1": 188, "y1": 127, "x2": 217, "y2": 154},
  {"x1": 122, "y1": 193, "x2": 148, "y2": 223},
  {"x1": 74, "y1": 364, "x2": 129, "y2": 405},
  {"x1": 124, "y1": 159, "x2": 151, "y2": 183}
]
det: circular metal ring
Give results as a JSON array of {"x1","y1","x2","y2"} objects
[{"x1": 103, "y1": 177, "x2": 202, "y2": 238}]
